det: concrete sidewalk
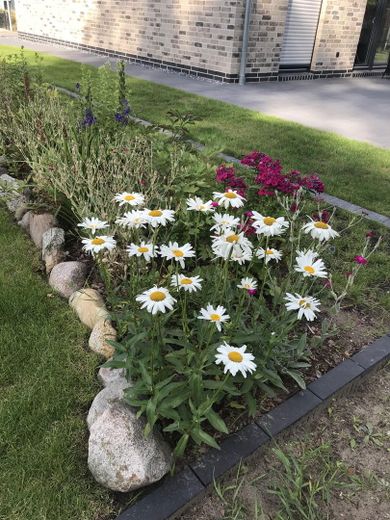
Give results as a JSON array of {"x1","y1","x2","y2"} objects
[{"x1": 1, "y1": 32, "x2": 389, "y2": 148}]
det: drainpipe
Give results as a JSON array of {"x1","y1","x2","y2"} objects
[
  {"x1": 239, "y1": 0, "x2": 252, "y2": 86},
  {"x1": 7, "y1": 1, "x2": 13, "y2": 32}
]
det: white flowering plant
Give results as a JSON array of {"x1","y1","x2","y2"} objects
[{"x1": 77, "y1": 177, "x2": 380, "y2": 459}]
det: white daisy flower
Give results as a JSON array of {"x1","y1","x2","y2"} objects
[
  {"x1": 302, "y1": 219, "x2": 340, "y2": 242},
  {"x1": 77, "y1": 217, "x2": 109, "y2": 235},
  {"x1": 251, "y1": 212, "x2": 289, "y2": 237},
  {"x1": 82, "y1": 235, "x2": 116, "y2": 254},
  {"x1": 116, "y1": 210, "x2": 147, "y2": 229},
  {"x1": 170, "y1": 274, "x2": 203, "y2": 293},
  {"x1": 256, "y1": 247, "x2": 283, "y2": 264},
  {"x1": 136, "y1": 286, "x2": 176, "y2": 314},
  {"x1": 237, "y1": 277, "x2": 258, "y2": 291},
  {"x1": 213, "y1": 189, "x2": 245, "y2": 209},
  {"x1": 215, "y1": 342, "x2": 257, "y2": 378},
  {"x1": 230, "y1": 248, "x2": 253, "y2": 265},
  {"x1": 143, "y1": 208, "x2": 175, "y2": 228},
  {"x1": 198, "y1": 304, "x2": 230, "y2": 332},
  {"x1": 294, "y1": 250, "x2": 327, "y2": 278},
  {"x1": 210, "y1": 213, "x2": 240, "y2": 232},
  {"x1": 160, "y1": 241, "x2": 195, "y2": 269},
  {"x1": 113, "y1": 192, "x2": 145, "y2": 207},
  {"x1": 186, "y1": 197, "x2": 214, "y2": 213},
  {"x1": 212, "y1": 231, "x2": 253, "y2": 260},
  {"x1": 284, "y1": 293, "x2": 321, "y2": 321},
  {"x1": 127, "y1": 242, "x2": 158, "y2": 262}
]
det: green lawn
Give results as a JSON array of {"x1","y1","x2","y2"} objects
[
  {"x1": 1, "y1": 44, "x2": 389, "y2": 216},
  {"x1": 0, "y1": 207, "x2": 117, "y2": 520}
]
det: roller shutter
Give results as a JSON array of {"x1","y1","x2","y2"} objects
[{"x1": 280, "y1": 0, "x2": 323, "y2": 67}]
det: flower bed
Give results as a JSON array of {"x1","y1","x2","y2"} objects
[{"x1": 0, "y1": 49, "x2": 388, "y2": 502}]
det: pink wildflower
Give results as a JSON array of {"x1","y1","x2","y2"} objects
[{"x1": 354, "y1": 255, "x2": 368, "y2": 265}]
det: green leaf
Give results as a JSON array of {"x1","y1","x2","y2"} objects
[
  {"x1": 191, "y1": 427, "x2": 220, "y2": 449},
  {"x1": 173, "y1": 433, "x2": 190, "y2": 458},
  {"x1": 285, "y1": 369, "x2": 306, "y2": 389},
  {"x1": 205, "y1": 409, "x2": 229, "y2": 434}
]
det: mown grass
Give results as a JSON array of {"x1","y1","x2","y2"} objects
[
  {"x1": 0, "y1": 44, "x2": 389, "y2": 216},
  {"x1": 0, "y1": 207, "x2": 117, "y2": 520}
]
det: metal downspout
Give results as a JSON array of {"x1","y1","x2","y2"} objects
[{"x1": 239, "y1": 0, "x2": 252, "y2": 85}]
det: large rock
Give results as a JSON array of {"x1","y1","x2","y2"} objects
[
  {"x1": 42, "y1": 227, "x2": 65, "y2": 273},
  {"x1": 69, "y1": 288, "x2": 109, "y2": 329},
  {"x1": 49, "y1": 261, "x2": 88, "y2": 298},
  {"x1": 87, "y1": 380, "x2": 130, "y2": 430},
  {"x1": 29, "y1": 213, "x2": 57, "y2": 248},
  {"x1": 88, "y1": 320, "x2": 116, "y2": 359},
  {"x1": 98, "y1": 366, "x2": 127, "y2": 387},
  {"x1": 14, "y1": 204, "x2": 29, "y2": 221},
  {"x1": 88, "y1": 402, "x2": 172, "y2": 492}
]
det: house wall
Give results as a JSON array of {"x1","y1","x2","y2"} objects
[
  {"x1": 15, "y1": 0, "x2": 243, "y2": 80},
  {"x1": 311, "y1": 0, "x2": 367, "y2": 72}
]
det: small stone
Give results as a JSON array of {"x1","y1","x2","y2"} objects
[
  {"x1": 69, "y1": 288, "x2": 109, "y2": 329},
  {"x1": 88, "y1": 403, "x2": 172, "y2": 492},
  {"x1": 42, "y1": 227, "x2": 65, "y2": 273},
  {"x1": 88, "y1": 320, "x2": 117, "y2": 359},
  {"x1": 49, "y1": 261, "x2": 88, "y2": 298},
  {"x1": 14, "y1": 204, "x2": 29, "y2": 221},
  {"x1": 0, "y1": 156, "x2": 7, "y2": 166},
  {"x1": 98, "y1": 366, "x2": 127, "y2": 387},
  {"x1": 0, "y1": 173, "x2": 18, "y2": 192},
  {"x1": 29, "y1": 213, "x2": 57, "y2": 248},
  {"x1": 19, "y1": 211, "x2": 32, "y2": 232},
  {"x1": 87, "y1": 380, "x2": 130, "y2": 430},
  {"x1": 6, "y1": 194, "x2": 27, "y2": 213}
]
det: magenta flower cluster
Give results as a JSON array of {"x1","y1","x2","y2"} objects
[
  {"x1": 241, "y1": 151, "x2": 325, "y2": 197},
  {"x1": 215, "y1": 165, "x2": 247, "y2": 197}
]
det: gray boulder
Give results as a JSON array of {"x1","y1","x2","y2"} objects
[
  {"x1": 29, "y1": 213, "x2": 57, "y2": 248},
  {"x1": 88, "y1": 402, "x2": 172, "y2": 492},
  {"x1": 87, "y1": 380, "x2": 130, "y2": 430},
  {"x1": 42, "y1": 227, "x2": 65, "y2": 273},
  {"x1": 49, "y1": 261, "x2": 88, "y2": 298},
  {"x1": 98, "y1": 366, "x2": 127, "y2": 387}
]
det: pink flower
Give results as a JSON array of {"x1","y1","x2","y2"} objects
[
  {"x1": 248, "y1": 289, "x2": 257, "y2": 296},
  {"x1": 211, "y1": 201, "x2": 219, "y2": 208},
  {"x1": 354, "y1": 255, "x2": 368, "y2": 265},
  {"x1": 290, "y1": 202, "x2": 299, "y2": 213},
  {"x1": 244, "y1": 211, "x2": 254, "y2": 218},
  {"x1": 366, "y1": 231, "x2": 375, "y2": 238}
]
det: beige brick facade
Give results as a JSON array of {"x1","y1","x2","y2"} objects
[
  {"x1": 15, "y1": 0, "x2": 375, "y2": 81},
  {"x1": 311, "y1": 0, "x2": 367, "y2": 71}
]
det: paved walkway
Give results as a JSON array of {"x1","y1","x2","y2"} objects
[{"x1": 1, "y1": 32, "x2": 390, "y2": 148}]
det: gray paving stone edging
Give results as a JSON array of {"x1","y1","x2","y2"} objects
[
  {"x1": 55, "y1": 85, "x2": 390, "y2": 229},
  {"x1": 117, "y1": 333, "x2": 390, "y2": 520}
]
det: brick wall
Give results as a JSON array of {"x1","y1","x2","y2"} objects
[
  {"x1": 245, "y1": 0, "x2": 289, "y2": 79},
  {"x1": 16, "y1": 0, "x2": 242, "y2": 77},
  {"x1": 311, "y1": 0, "x2": 367, "y2": 72}
]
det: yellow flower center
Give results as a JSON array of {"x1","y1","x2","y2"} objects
[
  {"x1": 263, "y1": 217, "x2": 276, "y2": 226},
  {"x1": 124, "y1": 194, "x2": 136, "y2": 201},
  {"x1": 304, "y1": 265, "x2": 315, "y2": 274},
  {"x1": 299, "y1": 299, "x2": 311, "y2": 309},
  {"x1": 150, "y1": 290, "x2": 166, "y2": 302},
  {"x1": 173, "y1": 249, "x2": 184, "y2": 257},
  {"x1": 180, "y1": 278, "x2": 192, "y2": 285},
  {"x1": 228, "y1": 351, "x2": 243, "y2": 363},
  {"x1": 266, "y1": 249, "x2": 274, "y2": 255},
  {"x1": 210, "y1": 313, "x2": 221, "y2": 321},
  {"x1": 224, "y1": 192, "x2": 237, "y2": 199},
  {"x1": 149, "y1": 210, "x2": 163, "y2": 217},
  {"x1": 314, "y1": 221, "x2": 329, "y2": 229},
  {"x1": 138, "y1": 246, "x2": 149, "y2": 253},
  {"x1": 91, "y1": 238, "x2": 105, "y2": 246},
  {"x1": 226, "y1": 234, "x2": 239, "y2": 243}
]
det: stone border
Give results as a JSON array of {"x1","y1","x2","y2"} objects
[{"x1": 116, "y1": 333, "x2": 390, "y2": 520}]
